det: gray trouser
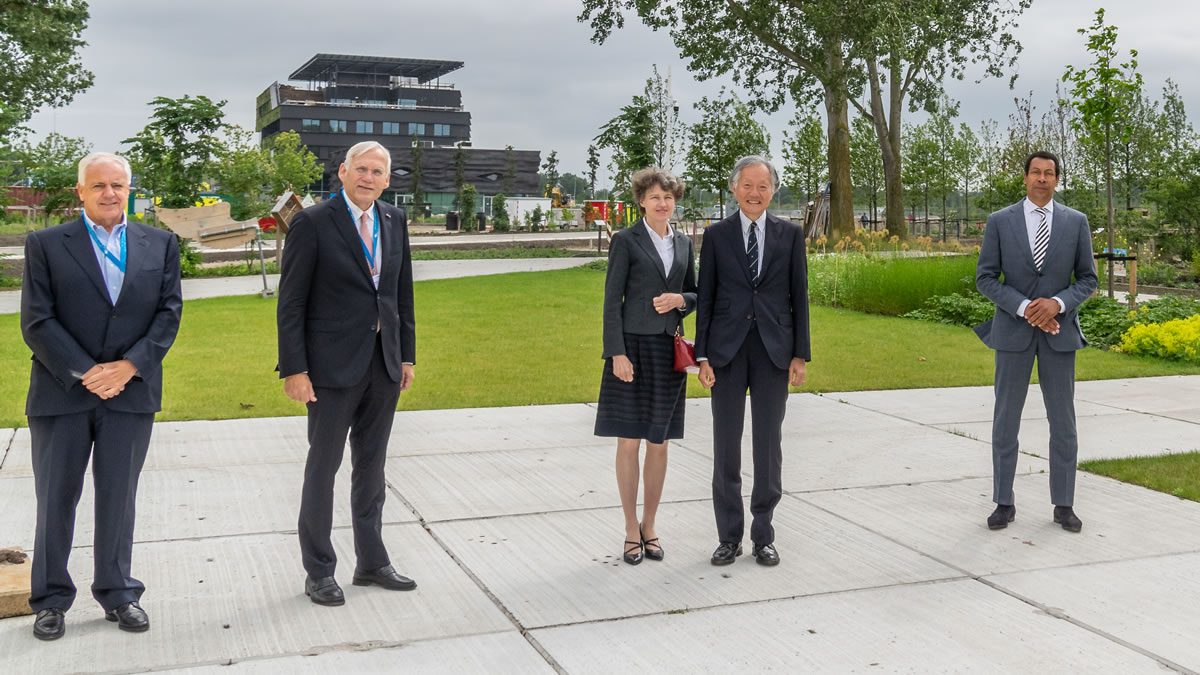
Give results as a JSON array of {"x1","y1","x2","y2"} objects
[{"x1": 991, "y1": 331, "x2": 1078, "y2": 506}]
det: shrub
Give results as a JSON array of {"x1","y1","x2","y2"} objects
[
  {"x1": 1118, "y1": 315, "x2": 1200, "y2": 362},
  {"x1": 1078, "y1": 294, "x2": 1200, "y2": 349},
  {"x1": 1137, "y1": 261, "x2": 1179, "y2": 286},
  {"x1": 1132, "y1": 294, "x2": 1200, "y2": 325},
  {"x1": 902, "y1": 291, "x2": 995, "y2": 327}
]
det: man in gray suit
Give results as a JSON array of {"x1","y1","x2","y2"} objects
[{"x1": 975, "y1": 150, "x2": 1097, "y2": 532}]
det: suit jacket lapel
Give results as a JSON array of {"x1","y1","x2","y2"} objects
[
  {"x1": 758, "y1": 214, "x2": 777, "y2": 282},
  {"x1": 62, "y1": 219, "x2": 113, "y2": 305},
  {"x1": 630, "y1": 220, "x2": 669, "y2": 283},
  {"x1": 667, "y1": 226, "x2": 688, "y2": 285},
  {"x1": 331, "y1": 192, "x2": 375, "y2": 284},
  {"x1": 1042, "y1": 201, "x2": 1068, "y2": 267},
  {"x1": 116, "y1": 224, "x2": 148, "y2": 306},
  {"x1": 1007, "y1": 203, "x2": 1037, "y2": 271}
]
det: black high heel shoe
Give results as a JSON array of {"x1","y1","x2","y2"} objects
[
  {"x1": 623, "y1": 539, "x2": 644, "y2": 565},
  {"x1": 641, "y1": 524, "x2": 664, "y2": 562}
]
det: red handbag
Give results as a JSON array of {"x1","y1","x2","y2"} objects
[{"x1": 673, "y1": 327, "x2": 699, "y2": 374}]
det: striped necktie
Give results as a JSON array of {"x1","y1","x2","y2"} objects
[
  {"x1": 747, "y1": 221, "x2": 760, "y2": 281},
  {"x1": 1032, "y1": 207, "x2": 1049, "y2": 271}
]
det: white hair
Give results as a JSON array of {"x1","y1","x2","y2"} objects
[
  {"x1": 77, "y1": 152, "x2": 132, "y2": 186},
  {"x1": 343, "y1": 141, "x2": 391, "y2": 173},
  {"x1": 728, "y1": 155, "x2": 780, "y2": 191}
]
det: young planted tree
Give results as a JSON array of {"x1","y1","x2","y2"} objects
[
  {"x1": 18, "y1": 132, "x2": 91, "y2": 225},
  {"x1": 950, "y1": 122, "x2": 982, "y2": 226},
  {"x1": 1062, "y1": 7, "x2": 1144, "y2": 297},
  {"x1": 781, "y1": 107, "x2": 827, "y2": 207},
  {"x1": 850, "y1": 115, "x2": 884, "y2": 226},
  {"x1": 595, "y1": 94, "x2": 655, "y2": 203},
  {"x1": 685, "y1": 91, "x2": 770, "y2": 217},
  {"x1": 214, "y1": 126, "x2": 272, "y2": 220},
  {"x1": 643, "y1": 64, "x2": 685, "y2": 170},
  {"x1": 540, "y1": 149, "x2": 560, "y2": 197},
  {"x1": 265, "y1": 130, "x2": 322, "y2": 197},
  {"x1": 0, "y1": 0, "x2": 93, "y2": 143},
  {"x1": 123, "y1": 95, "x2": 228, "y2": 208},
  {"x1": 586, "y1": 143, "x2": 600, "y2": 198}
]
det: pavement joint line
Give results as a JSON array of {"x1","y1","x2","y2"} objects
[
  {"x1": 125, "y1": 629, "x2": 523, "y2": 674},
  {"x1": 54, "y1": 522, "x2": 412, "y2": 552},
  {"x1": 0, "y1": 427, "x2": 13, "y2": 471},
  {"x1": 1074, "y1": 397, "x2": 1200, "y2": 427},
  {"x1": 974, "y1": 577, "x2": 1196, "y2": 674},
  {"x1": 519, "y1": 575, "x2": 973, "y2": 633},
  {"x1": 382, "y1": 479, "x2": 569, "y2": 674}
]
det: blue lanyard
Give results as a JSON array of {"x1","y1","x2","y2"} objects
[
  {"x1": 83, "y1": 216, "x2": 127, "y2": 273},
  {"x1": 343, "y1": 190, "x2": 379, "y2": 271}
]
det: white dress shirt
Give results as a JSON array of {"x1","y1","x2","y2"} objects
[
  {"x1": 1017, "y1": 198, "x2": 1065, "y2": 317},
  {"x1": 643, "y1": 219, "x2": 674, "y2": 277},
  {"x1": 738, "y1": 211, "x2": 765, "y2": 278}
]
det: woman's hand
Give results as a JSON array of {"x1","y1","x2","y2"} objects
[
  {"x1": 612, "y1": 354, "x2": 634, "y2": 382},
  {"x1": 652, "y1": 293, "x2": 684, "y2": 314}
]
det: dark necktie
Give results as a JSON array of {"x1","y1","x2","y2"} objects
[
  {"x1": 747, "y1": 221, "x2": 760, "y2": 281},
  {"x1": 1033, "y1": 207, "x2": 1049, "y2": 271}
]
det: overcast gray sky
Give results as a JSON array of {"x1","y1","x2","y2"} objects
[{"x1": 25, "y1": 0, "x2": 1200, "y2": 185}]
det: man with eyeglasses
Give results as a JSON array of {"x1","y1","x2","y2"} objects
[
  {"x1": 277, "y1": 141, "x2": 417, "y2": 606},
  {"x1": 975, "y1": 150, "x2": 1097, "y2": 533}
]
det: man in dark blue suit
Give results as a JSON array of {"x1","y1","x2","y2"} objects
[
  {"x1": 21, "y1": 152, "x2": 183, "y2": 640},
  {"x1": 696, "y1": 156, "x2": 810, "y2": 567},
  {"x1": 277, "y1": 141, "x2": 417, "y2": 606}
]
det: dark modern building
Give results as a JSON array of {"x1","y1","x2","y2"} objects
[{"x1": 256, "y1": 53, "x2": 541, "y2": 213}]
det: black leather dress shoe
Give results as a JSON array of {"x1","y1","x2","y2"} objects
[
  {"x1": 33, "y1": 608, "x2": 65, "y2": 641},
  {"x1": 753, "y1": 543, "x2": 780, "y2": 566},
  {"x1": 104, "y1": 601, "x2": 149, "y2": 633},
  {"x1": 710, "y1": 542, "x2": 742, "y2": 566},
  {"x1": 352, "y1": 564, "x2": 417, "y2": 591},
  {"x1": 305, "y1": 575, "x2": 345, "y2": 606},
  {"x1": 1053, "y1": 506, "x2": 1083, "y2": 533},
  {"x1": 987, "y1": 504, "x2": 1016, "y2": 530}
]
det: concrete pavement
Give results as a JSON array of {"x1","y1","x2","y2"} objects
[{"x1": 1, "y1": 376, "x2": 1198, "y2": 672}]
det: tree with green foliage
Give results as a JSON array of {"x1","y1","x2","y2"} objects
[
  {"x1": 457, "y1": 183, "x2": 478, "y2": 231},
  {"x1": 926, "y1": 97, "x2": 958, "y2": 238},
  {"x1": 491, "y1": 193, "x2": 510, "y2": 232},
  {"x1": 0, "y1": 0, "x2": 94, "y2": 143},
  {"x1": 452, "y1": 145, "x2": 467, "y2": 211},
  {"x1": 902, "y1": 123, "x2": 939, "y2": 232},
  {"x1": 852, "y1": 0, "x2": 1030, "y2": 239},
  {"x1": 264, "y1": 130, "x2": 321, "y2": 197},
  {"x1": 541, "y1": 149, "x2": 560, "y2": 197},
  {"x1": 586, "y1": 143, "x2": 600, "y2": 198},
  {"x1": 685, "y1": 92, "x2": 770, "y2": 217},
  {"x1": 781, "y1": 107, "x2": 826, "y2": 207},
  {"x1": 1062, "y1": 8, "x2": 1143, "y2": 298},
  {"x1": 502, "y1": 145, "x2": 516, "y2": 196},
  {"x1": 18, "y1": 132, "x2": 91, "y2": 225},
  {"x1": 850, "y1": 115, "x2": 883, "y2": 226},
  {"x1": 644, "y1": 64, "x2": 685, "y2": 170},
  {"x1": 123, "y1": 95, "x2": 227, "y2": 208},
  {"x1": 594, "y1": 67, "x2": 679, "y2": 201},
  {"x1": 213, "y1": 126, "x2": 271, "y2": 220},
  {"x1": 580, "y1": 0, "x2": 860, "y2": 239},
  {"x1": 950, "y1": 122, "x2": 982, "y2": 225}
]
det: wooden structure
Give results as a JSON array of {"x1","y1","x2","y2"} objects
[{"x1": 156, "y1": 202, "x2": 259, "y2": 249}]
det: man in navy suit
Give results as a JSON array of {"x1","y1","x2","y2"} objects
[
  {"x1": 696, "y1": 156, "x2": 810, "y2": 567},
  {"x1": 21, "y1": 152, "x2": 183, "y2": 640},
  {"x1": 277, "y1": 141, "x2": 417, "y2": 606},
  {"x1": 975, "y1": 150, "x2": 1097, "y2": 532}
]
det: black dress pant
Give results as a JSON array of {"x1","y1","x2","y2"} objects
[
  {"x1": 28, "y1": 407, "x2": 154, "y2": 612},
  {"x1": 298, "y1": 336, "x2": 401, "y2": 578},
  {"x1": 710, "y1": 324, "x2": 788, "y2": 546}
]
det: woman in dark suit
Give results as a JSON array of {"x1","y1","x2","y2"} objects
[{"x1": 595, "y1": 167, "x2": 697, "y2": 565}]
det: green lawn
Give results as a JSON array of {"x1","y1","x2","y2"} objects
[
  {"x1": 1, "y1": 265, "x2": 1198, "y2": 427},
  {"x1": 1081, "y1": 452, "x2": 1200, "y2": 503}
]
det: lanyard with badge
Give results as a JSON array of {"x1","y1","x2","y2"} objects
[
  {"x1": 84, "y1": 215, "x2": 127, "y2": 273},
  {"x1": 342, "y1": 189, "x2": 379, "y2": 272}
]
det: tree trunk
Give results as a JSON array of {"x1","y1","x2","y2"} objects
[
  {"x1": 1105, "y1": 123, "x2": 1115, "y2": 299},
  {"x1": 822, "y1": 41, "x2": 854, "y2": 241},
  {"x1": 866, "y1": 59, "x2": 908, "y2": 239}
]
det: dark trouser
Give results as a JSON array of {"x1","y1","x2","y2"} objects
[
  {"x1": 298, "y1": 336, "x2": 401, "y2": 579},
  {"x1": 992, "y1": 331, "x2": 1079, "y2": 507},
  {"x1": 710, "y1": 325, "x2": 789, "y2": 546},
  {"x1": 28, "y1": 407, "x2": 154, "y2": 612}
]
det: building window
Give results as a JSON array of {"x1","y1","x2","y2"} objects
[
  {"x1": 433, "y1": 124, "x2": 450, "y2": 137},
  {"x1": 356, "y1": 121, "x2": 374, "y2": 134},
  {"x1": 301, "y1": 119, "x2": 320, "y2": 131},
  {"x1": 398, "y1": 99, "x2": 416, "y2": 108},
  {"x1": 382, "y1": 122, "x2": 400, "y2": 135},
  {"x1": 408, "y1": 122, "x2": 426, "y2": 135},
  {"x1": 329, "y1": 120, "x2": 347, "y2": 133}
]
